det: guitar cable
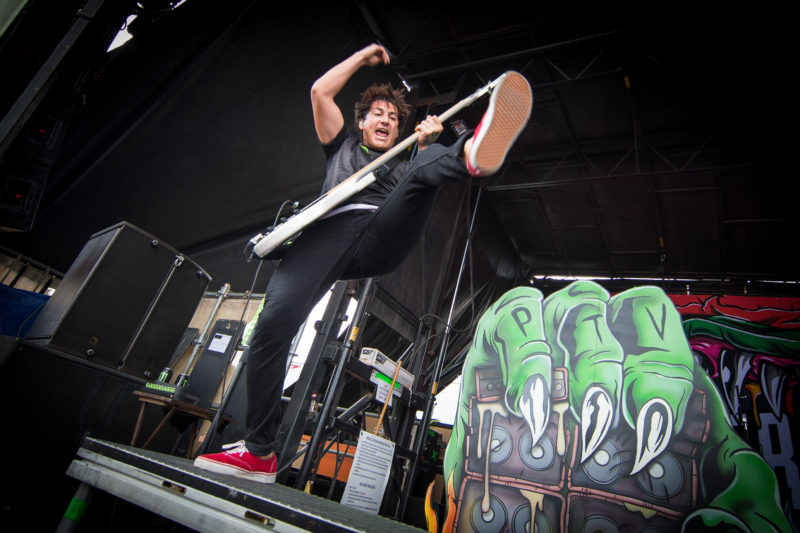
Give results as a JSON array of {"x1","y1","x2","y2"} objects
[{"x1": 243, "y1": 198, "x2": 300, "y2": 262}]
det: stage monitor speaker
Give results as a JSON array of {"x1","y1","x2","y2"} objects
[{"x1": 26, "y1": 221, "x2": 211, "y2": 378}]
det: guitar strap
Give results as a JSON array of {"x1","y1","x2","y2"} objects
[{"x1": 373, "y1": 154, "x2": 402, "y2": 179}]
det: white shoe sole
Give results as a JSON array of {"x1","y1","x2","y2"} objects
[
  {"x1": 469, "y1": 71, "x2": 533, "y2": 176},
  {"x1": 193, "y1": 457, "x2": 276, "y2": 484}
]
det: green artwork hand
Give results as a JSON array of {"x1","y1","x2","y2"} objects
[{"x1": 442, "y1": 281, "x2": 790, "y2": 532}]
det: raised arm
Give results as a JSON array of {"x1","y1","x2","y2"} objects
[{"x1": 310, "y1": 44, "x2": 391, "y2": 144}]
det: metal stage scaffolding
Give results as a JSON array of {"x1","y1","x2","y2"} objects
[{"x1": 59, "y1": 277, "x2": 435, "y2": 531}]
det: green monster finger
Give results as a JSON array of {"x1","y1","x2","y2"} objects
[
  {"x1": 442, "y1": 286, "x2": 552, "y2": 505},
  {"x1": 484, "y1": 288, "x2": 551, "y2": 427},
  {"x1": 544, "y1": 281, "x2": 623, "y2": 462},
  {"x1": 608, "y1": 286, "x2": 694, "y2": 475},
  {"x1": 471, "y1": 287, "x2": 553, "y2": 449},
  {"x1": 543, "y1": 280, "x2": 610, "y2": 367}
]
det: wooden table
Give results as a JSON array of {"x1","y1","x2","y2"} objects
[{"x1": 130, "y1": 390, "x2": 231, "y2": 458}]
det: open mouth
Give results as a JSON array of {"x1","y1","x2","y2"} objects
[{"x1": 374, "y1": 128, "x2": 389, "y2": 139}]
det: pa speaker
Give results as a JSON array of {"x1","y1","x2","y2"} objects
[{"x1": 26, "y1": 221, "x2": 211, "y2": 378}]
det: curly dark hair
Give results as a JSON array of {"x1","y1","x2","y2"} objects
[{"x1": 353, "y1": 83, "x2": 410, "y2": 127}]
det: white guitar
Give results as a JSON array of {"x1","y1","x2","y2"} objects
[{"x1": 249, "y1": 72, "x2": 511, "y2": 260}]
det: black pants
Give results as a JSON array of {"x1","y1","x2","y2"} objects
[{"x1": 244, "y1": 137, "x2": 469, "y2": 455}]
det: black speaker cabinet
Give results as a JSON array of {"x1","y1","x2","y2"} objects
[{"x1": 26, "y1": 221, "x2": 211, "y2": 378}]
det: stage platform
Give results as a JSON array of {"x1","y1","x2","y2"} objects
[{"x1": 66, "y1": 436, "x2": 425, "y2": 532}]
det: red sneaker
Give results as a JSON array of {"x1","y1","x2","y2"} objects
[
  {"x1": 193, "y1": 441, "x2": 276, "y2": 483},
  {"x1": 467, "y1": 71, "x2": 533, "y2": 177}
]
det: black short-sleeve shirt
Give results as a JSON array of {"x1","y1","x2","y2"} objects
[{"x1": 321, "y1": 128, "x2": 409, "y2": 207}]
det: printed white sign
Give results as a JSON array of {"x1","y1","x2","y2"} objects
[
  {"x1": 375, "y1": 379, "x2": 392, "y2": 406},
  {"x1": 340, "y1": 430, "x2": 395, "y2": 514},
  {"x1": 370, "y1": 370, "x2": 401, "y2": 407},
  {"x1": 208, "y1": 333, "x2": 232, "y2": 354}
]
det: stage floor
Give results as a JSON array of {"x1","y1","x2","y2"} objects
[{"x1": 66, "y1": 437, "x2": 424, "y2": 532}]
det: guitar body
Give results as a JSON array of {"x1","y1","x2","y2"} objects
[{"x1": 252, "y1": 170, "x2": 376, "y2": 259}]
